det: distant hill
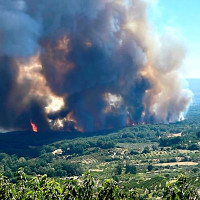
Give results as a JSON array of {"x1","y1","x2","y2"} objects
[
  {"x1": 0, "y1": 128, "x2": 118, "y2": 156},
  {"x1": 187, "y1": 79, "x2": 200, "y2": 94},
  {"x1": 187, "y1": 79, "x2": 200, "y2": 106}
]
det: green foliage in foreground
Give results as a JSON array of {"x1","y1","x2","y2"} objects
[
  {"x1": 0, "y1": 169, "x2": 199, "y2": 200},
  {"x1": 163, "y1": 174, "x2": 199, "y2": 200},
  {"x1": 0, "y1": 168, "x2": 139, "y2": 200}
]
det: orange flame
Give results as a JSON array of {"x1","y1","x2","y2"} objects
[{"x1": 30, "y1": 121, "x2": 38, "y2": 132}]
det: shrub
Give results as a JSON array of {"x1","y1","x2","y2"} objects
[
  {"x1": 147, "y1": 165, "x2": 153, "y2": 171},
  {"x1": 142, "y1": 147, "x2": 150, "y2": 154},
  {"x1": 125, "y1": 163, "x2": 137, "y2": 174}
]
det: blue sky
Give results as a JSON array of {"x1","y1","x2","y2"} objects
[{"x1": 146, "y1": 0, "x2": 200, "y2": 78}]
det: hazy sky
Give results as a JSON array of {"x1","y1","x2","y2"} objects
[{"x1": 146, "y1": 0, "x2": 200, "y2": 78}]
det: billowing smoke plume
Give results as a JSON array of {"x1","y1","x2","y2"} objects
[{"x1": 0, "y1": 0, "x2": 192, "y2": 132}]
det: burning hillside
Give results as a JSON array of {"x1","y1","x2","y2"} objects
[{"x1": 0, "y1": 0, "x2": 192, "y2": 132}]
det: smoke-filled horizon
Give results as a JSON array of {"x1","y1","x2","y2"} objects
[{"x1": 0, "y1": 0, "x2": 192, "y2": 132}]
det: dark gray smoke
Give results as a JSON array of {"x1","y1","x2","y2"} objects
[{"x1": 0, "y1": 0, "x2": 192, "y2": 132}]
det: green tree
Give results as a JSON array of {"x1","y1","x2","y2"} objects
[
  {"x1": 115, "y1": 162, "x2": 123, "y2": 175},
  {"x1": 147, "y1": 164, "x2": 153, "y2": 171},
  {"x1": 152, "y1": 145, "x2": 158, "y2": 151},
  {"x1": 163, "y1": 174, "x2": 199, "y2": 200},
  {"x1": 125, "y1": 163, "x2": 137, "y2": 174},
  {"x1": 142, "y1": 147, "x2": 150, "y2": 154}
]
